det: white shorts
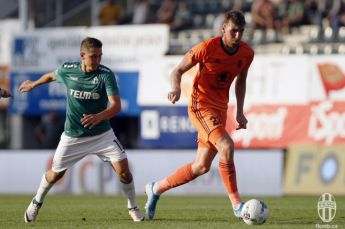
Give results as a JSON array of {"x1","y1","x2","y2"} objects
[{"x1": 52, "y1": 129, "x2": 127, "y2": 172}]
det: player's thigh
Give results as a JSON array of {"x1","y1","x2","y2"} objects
[
  {"x1": 96, "y1": 129, "x2": 127, "y2": 163},
  {"x1": 188, "y1": 106, "x2": 227, "y2": 145},
  {"x1": 52, "y1": 133, "x2": 87, "y2": 172}
]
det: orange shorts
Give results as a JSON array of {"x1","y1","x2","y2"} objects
[{"x1": 188, "y1": 106, "x2": 227, "y2": 151}]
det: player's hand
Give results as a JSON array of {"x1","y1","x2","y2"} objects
[
  {"x1": 81, "y1": 113, "x2": 102, "y2": 129},
  {"x1": 168, "y1": 89, "x2": 181, "y2": 104},
  {"x1": 19, "y1": 80, "x2": 34, "y2": 93},
  {"x1": 0, "y1": 88, "x2": 12, "y2": 98},
  {"x1": 236, "y1": 113, "x2": 247, "y2": 130}
]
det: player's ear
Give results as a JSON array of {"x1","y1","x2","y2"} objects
[{"x1": 221, "y1": 23, "x2": 226, "y2": 35}]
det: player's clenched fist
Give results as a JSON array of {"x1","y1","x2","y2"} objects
[
  {"x1": 167, "y1": 89, "x2": 181, "y2": 104},
  {"x1": 19, "y1": 80, "x2": 34, "y2": 92}
]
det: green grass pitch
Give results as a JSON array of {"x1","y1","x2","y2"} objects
[{"x1": 1, "y1": 195, "x2": 344, "y2": 228}]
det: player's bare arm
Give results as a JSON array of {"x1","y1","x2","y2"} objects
[
  {"x1": 19, "y1": 71, "x2": 56, "y2": 93},
  {"x1": 168, "y1": 56, "x2": 194, "y2": 104},
  {"x1": 235, "y1": 70, "x2": 248, "y2": 130},
  {"x1": 81, "y1": 94, "x2": 121, "y2": 129}
]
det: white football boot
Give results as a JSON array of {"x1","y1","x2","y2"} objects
[
  {"x1": 24, "y1": 198, "x2": 43, "y2": 223},
  {"x1": 128, "y1": 206, "x2": 145, "y2": 222},
  {"x1": 233, "y1": 202, "x2": 244, "y2": 218}
]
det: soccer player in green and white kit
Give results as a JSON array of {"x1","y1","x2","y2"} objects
[{"x1": 19, "y1": 37, "x2": 144, "y2": 223}]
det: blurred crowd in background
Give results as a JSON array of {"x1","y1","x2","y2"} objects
[
  {"x1": 1, "y1": 0, "x2": 344, "y2": 53},
  {"x1": 0, "y1": 0, "x2": 341, "y2": 54},
  {"x1": 97, "y1": 0, "x2": 345, "y2": 39},
  {"x1": 95, "y1": 0, "x2": 345, "y2": 46}
]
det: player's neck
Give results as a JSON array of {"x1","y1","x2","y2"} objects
[
  {"x1": 221, "y1": 39, "x2": 239, "y2": 55},
  {"x1": 81, "y1": 62, "x2": 92, "y2": 73}
]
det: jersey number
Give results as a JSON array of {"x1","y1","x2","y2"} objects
[{"x1": 210, "y1": 116, "x2": 221, "y2": 126}]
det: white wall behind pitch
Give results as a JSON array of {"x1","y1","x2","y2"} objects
[{"x1": 0, "y1": 149, "x2": 283, "y2": 196}]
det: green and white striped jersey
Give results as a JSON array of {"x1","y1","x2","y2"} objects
[{"x1": 55, "y1": 62, "x2": 119, "y2": 137}]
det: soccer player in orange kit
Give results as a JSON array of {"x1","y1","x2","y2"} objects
[{"x1": 144, "y1": 10, "x2": 254, "y2": 220}]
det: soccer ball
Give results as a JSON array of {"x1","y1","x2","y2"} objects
[{"x1": 241, "y1": 199, "x2": 269, "y2": 225}]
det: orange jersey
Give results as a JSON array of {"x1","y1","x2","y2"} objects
[{"x1": 185, "y1": 37, "x2": 254, "y2": 111}]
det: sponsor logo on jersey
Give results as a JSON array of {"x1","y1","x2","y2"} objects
[
  {"x1": 70, "y1": 89, "x2": 100, "y2": 100},
  {"x1": 63, "y1": 63, "x2": 77, "y2": 68},
  {"x1": 93, "y1": 77, "x2": 99, "y2": 84},
  {"x1": 237, "y1": 59, "x2": 243, "y2": 68}
]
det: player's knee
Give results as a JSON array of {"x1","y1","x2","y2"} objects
[
  {"x1": 118, "y1": 171, "x2": 132, "y2": 184},
  {"x1": 193, "y1": 164, "x2": 210, "y2": 175},
  {"x1": 218, "y1": 140, "x2": 235, "y2": 159}
]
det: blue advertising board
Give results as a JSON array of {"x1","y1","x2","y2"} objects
[
  {"x1": 115, "y1": 72, "x2": 140, "y2": 116},
  {"x1": 9, "y1": 71, "x2": 140, "y2": 116},
  {"x1": 139, "y1": 106, "x2": 197, "y2": 148}
]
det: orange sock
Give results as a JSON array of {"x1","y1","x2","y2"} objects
[
  {"x1": 218, "y1": 159, "x2": 241, "y2": 207},
  {"x1": 156, "y1": 163, "x2": 197, "y2": 194}
]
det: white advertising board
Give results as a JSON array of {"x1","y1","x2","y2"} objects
[
  {"x1": 137, "y1": 56, "x2": 188, "y2": 106},
  {"x1": 137, "y1": 55, "x2": 345, "y2": 106},
  {"x1": 87, "y1": 25, "x2": 169, "y2": 71},
  {"x1": 11, "y1": 24, "x2": 169, "y2": 71},
  {"x1": 11, "y1": 27, "x2": 86, "y2": 71},
  {"x1": 0, "y1": 19, "x2": 20, "y2": 65},
  {"x1": 0, "y1": 150, "x2": 283, "y2": 196}
]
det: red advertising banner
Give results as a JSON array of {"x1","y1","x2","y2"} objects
[{"x1": 226, "y1": 101, "x2": 345, "y2": 148}]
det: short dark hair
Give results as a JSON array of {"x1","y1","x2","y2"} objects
[
  {"x1": 80, "y1": 37, "x2": 102, "y2": 52},
  {"x1": 224, "y1": 10, "x2": 246, "y2": 27}
]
